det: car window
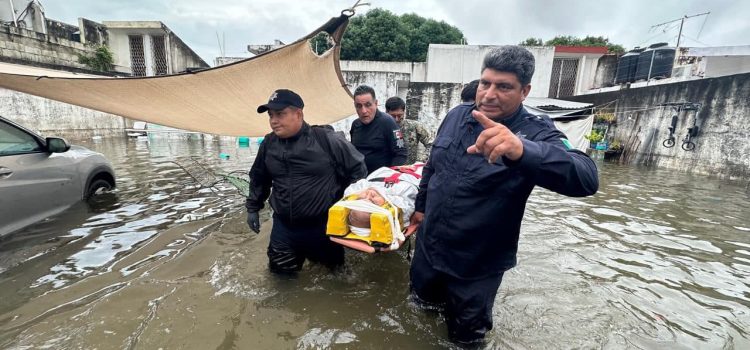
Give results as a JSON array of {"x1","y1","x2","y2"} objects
[{"x1": 0, "y1": 120, "x2": 44, "y2": 156}]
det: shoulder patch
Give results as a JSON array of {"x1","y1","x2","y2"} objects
[
  {"x1": 393, "y1": 129, "x2": 405, "y2": 148},
  {"x1": 560, "y1": 138, "x2": 573, "y2": 150}
]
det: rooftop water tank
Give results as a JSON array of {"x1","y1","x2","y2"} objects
[
  {"x1": 614, "y1": 48, "x2": 644, "y2": 84},
  {"x1": 635, "y1": 43, "x2": 676, "y2": 81}
]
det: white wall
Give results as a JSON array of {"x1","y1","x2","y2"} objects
[
  {"x1": 106, "y1": 28, "x2": 134, "y2": 74},
  {"x1": 0, "y1": 88, "x2": 127, "y2": 139},
  {"x1": 424, "y1": 44, "x2": 555, "y2": 97},
  {"x1": 704, "y1": 56, "x2": 750, "y2": 78}
]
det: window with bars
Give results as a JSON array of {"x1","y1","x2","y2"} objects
[
  {"x1": 151, "y1": 35, "x2": 168, "y2": 75},
  {"x1": 129, "y1": 35, "x2": 146, "y2": 76},
  {"x1": 548, "y1": 58, "x2": 579, "y2": 98}
]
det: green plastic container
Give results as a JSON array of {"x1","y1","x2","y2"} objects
[{"x1": 238, "y1": 136, "x2": 250, "y2": 147}]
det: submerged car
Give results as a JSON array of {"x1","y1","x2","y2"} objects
[{"x1": 0, "y1": 115, "x2": 116, "y2": 238}]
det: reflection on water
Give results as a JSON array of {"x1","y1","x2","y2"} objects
[
  {"x1": 0, "y1": 135, "x2": 252, "y2": 293},
  {"x1": 0, "y1": 136, "x2": 749, "y2": 349}
]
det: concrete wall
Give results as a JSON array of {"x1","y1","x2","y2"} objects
[
  {"x1": 592, "y1": 54, "x2": 618, "y2": 88},
  {"x1": 167, "y1": 31, "x2": 209, "y2": 72},
  {"x1": 0, "y1": 88, "x2": 128, "y2": 139},
  {"x1": 405, "y1": 82, "x2": 463, "y2": 132},
  {"x1": 106, "y1": 25, "x2": 208, "y2": 75},
  {"x1": 703, "y1": 56, "x2": 750, "y2": 78},
  {"x1": 79, "y1": 18, "x2": 108, "y2": 46},
  {"x1": 567, "y1": 73, "x2": 750, "y2": 180},
  {"x1": 0, "y1": 24, "x2": 91, "y2": 70},
  {"x1": 576, "y1": 55, "x2": 603, "y2": 94},
  {"x1": 342, "y1": 70, "x2": 411, "y2": 103},
  {"x1": 424, "y1": 44, "x2": 555, "y2": 97},
  {"x1": 0, "y1": 0, "x2": 45, "y2": 34},
  {"x1": 45, "y1": 19, "x2": 78, "y2": 41}
]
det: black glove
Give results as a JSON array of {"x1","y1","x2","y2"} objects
[{"x1": 247, "y1": 211, "x2": 260, "y2": 233}]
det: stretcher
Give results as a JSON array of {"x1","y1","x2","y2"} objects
[
  {"x1": 329, "y1": 224, "x2": 417, "y2": 253},
  {"x1": 326, "y1": 164, "x2": 423, "y2": 253}
]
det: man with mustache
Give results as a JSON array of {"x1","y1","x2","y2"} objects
[{"x1": 409, "y1": 46, "x2": 599, "y2": 345}]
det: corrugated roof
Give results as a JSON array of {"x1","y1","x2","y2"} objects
[{"x1": 524, "y1": 97, "x2": 593, "y2": 110}]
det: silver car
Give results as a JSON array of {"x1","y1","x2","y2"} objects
[{"x1": 0, "y1": 116, "x2": 116, "y2": 238}]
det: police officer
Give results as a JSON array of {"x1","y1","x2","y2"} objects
[
  {"x1": 409, "y1": 46, "x2": 599, "y2": 344},
  {"x1": 350, "y1": 85, "x2": 408, "y2": 174},
  {"x1": 246, "y1": 89, "x2": 367, "y2": 274},
  {"x1": 384, "y1": 96, "x2": 433, "y2": 164},
  {"x1": 460, "y1": 79, "x2": 479, "y2": 104}
]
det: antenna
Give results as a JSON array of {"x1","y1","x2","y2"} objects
[
  {"x1": 215, "y1": 31, "x2": 228, "y2": 58},
  {"x1": 649, "y1": 12, "x2": 710, "y2": 48}
]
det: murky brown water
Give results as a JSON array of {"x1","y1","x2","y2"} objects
[{"x1": 1, "y1": 135, "x2": 749, "y2": 349}]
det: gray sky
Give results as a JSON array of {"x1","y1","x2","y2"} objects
[{"x1": 42, "y1": 0, "x2": 749, "y2": 65}]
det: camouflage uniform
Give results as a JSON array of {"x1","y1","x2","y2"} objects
[{"x1": 400, "y1": 119, "x2": 433, "y2": 164}]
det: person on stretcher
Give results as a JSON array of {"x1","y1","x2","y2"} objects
[{"x1": 326, "y1": 164, "x2": 423, "y2": 250}]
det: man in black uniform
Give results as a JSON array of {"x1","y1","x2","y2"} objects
[
  {"x1": 349, "y1": 85, "x2": 408, "y2": 174},
  {"x1": 409, "y1": 46, "x2": 599, "y2": 344},
  {"x1": 246, "y1": 89, "x2": 367, "y2": 274},
  {"x1": 460, "y1": 79, "x2": 479, "y2": 103}
]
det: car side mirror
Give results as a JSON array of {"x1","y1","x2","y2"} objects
[{"x1": 46, "y1": 137, "x2": 71, "y2": 153}]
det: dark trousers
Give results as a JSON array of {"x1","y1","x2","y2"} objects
[
  {"x1": 267, "y1": 215, "x2": 344, "y2": 274},
  {"x1": 409, "y1": 246, "x2": 505, "y2": 344}
]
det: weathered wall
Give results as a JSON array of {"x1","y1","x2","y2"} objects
[
  {"x1": 567, "y1": 73, "x2": 750, "y2": 180},
  {"x1": 405, "y1": 82, "x2": 463, "y2": 132},
  {"x1": 592, "y1": 54, "x2": 618, "y2": 88},
  {"x1": 0, "y1": 24, "x2": 91, "y2": 70},
  {"x1": 0, "y1": 88, "x2": 128, "y2": 139},
  {"x1": 45, "y1": 19, "x2": 79, "y2": 42},
  {"x1": 79, "y1": 18, "x2": 108, "y2": 46},
  {"x1": 342, "y1": 70, "x2": 411, "y2": 102}
]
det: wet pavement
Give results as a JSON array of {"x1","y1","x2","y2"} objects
[{"x1": 0, "y1": 135, "x2": 749, "y2": 349}]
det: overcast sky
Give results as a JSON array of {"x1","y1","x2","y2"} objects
[{"x1": 42, "y1": 0, "x2": 749, "y2": 65}]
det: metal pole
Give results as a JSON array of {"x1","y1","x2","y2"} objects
[
  {"x1": 676, "y1": 15, "x2": 686, "y2": 48},
  {"x1": 647, "y1": 51, "x2": 654, "y2": 80},
  {"x1": 8, "y1": 0, "x2": 18, "y2": 27}
]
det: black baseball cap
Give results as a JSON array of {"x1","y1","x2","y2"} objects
[{"x1": 256, "y1": 89, "x2": 304, "y2": 113}]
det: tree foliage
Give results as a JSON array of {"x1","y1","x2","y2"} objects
[
  {"x1": 519, "y1": 35, "x2": 625, "y2": 53},
  {"x1": 327, "y1": 8, "x2": 465, "y2": 62},
  {"x1": 519, "y1": 37, "x2": 543, "y2": 46},
  {"x1": 545, "y1": 35, "x2": 625, "y2": 53},
  {"x1": 77, "y1": 45, "x2": 114, "y2": 72}
]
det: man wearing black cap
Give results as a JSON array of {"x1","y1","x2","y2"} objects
[{"x1": 246, "y1": 89, "x2": 367, "y2": 274}]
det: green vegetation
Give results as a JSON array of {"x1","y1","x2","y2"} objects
[
  {"x1": 519, "y1": 35, "x2": 625, "y2": 53},
  {"x1": 77, "y1": 45, "x2": 114, "y2": 72},
  {"x1": 312, "y1": 8, "x2": 466, "y2": 62},
  {"x1": 584, "y1": 129, "x2": 605, "y2": 143}
]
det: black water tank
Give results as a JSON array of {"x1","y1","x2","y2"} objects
[
  {"x1": 614, "y1": 48, "x2": 644, "y2": 84},
  {"x1": 634, "y1": 44, "x2": 676, "y2": 81},
  {"x1": 649, "y1": 46, "x2": 676, "y2": 79}
]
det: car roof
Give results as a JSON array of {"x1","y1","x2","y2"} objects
[{"x1": 0, "y1": 115, "x2": 46, "y2": 142}]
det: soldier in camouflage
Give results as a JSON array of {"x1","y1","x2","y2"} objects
[{"x1": 385, "y1": 97, "x2": 434, "y2": 164}]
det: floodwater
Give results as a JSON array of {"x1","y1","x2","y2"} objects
[{"x1": 0, "y1": 136, "x2": 749, "y2": 349}]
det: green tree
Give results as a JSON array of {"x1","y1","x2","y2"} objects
[
  {"x1": 339, "y1": 8, "x2": 466, "y2": 62},
  {"x1": 77, "y1": 45, "x2": 114, "y2": 72},
  {"x1": 544, "y1": 35, "x2": 625, "y2": 53},
  {"x1": 519, "y1": 37, "x2": 543, "y2": 46},
  {"x1": 310, "y1": 32, "x2": 333, "y2": 55}
]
